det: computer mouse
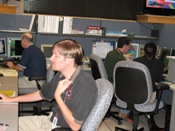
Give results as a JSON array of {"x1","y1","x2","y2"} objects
[{"x1": 0, "y1": 73, "x2": 4, "y2": 77}]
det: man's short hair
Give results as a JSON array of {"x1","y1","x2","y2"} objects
[
  {"x1": 117, "y1": 37, "x2": 131, "y2": 48},
  {"x1": 22, "y1": 33, "x2": 33, "y2": 42},
  {"x1": 54, "y1": 39, "x2": 83, "y2": 66}
]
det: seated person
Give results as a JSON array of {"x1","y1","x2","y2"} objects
[
  {"x1": 0, "y1": 39, "x2": 97, "y2": 131},
  {"x1": 119, "y1": 42, "x2": 164, "y2": 122},
  {"x1": 134, "y1": 42, "x2": 164, "y2": 93},
  {"x1": 7, "y1": 32, "x2": 46, "y2": 89},
  {"x1": 133, "y1": 42, "x2": 165, "y2": 129},
  {"x1": 104, "y1": 37, "x2": 132, "y2": 121},
  {"x1": 105, "y1": 37, "x2": 132, "y2": 83}
]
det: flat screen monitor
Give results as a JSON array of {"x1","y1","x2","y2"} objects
[
  {"x1": 171, "y1": 48, "x2": 175, "y2": 56},
  {"x1": 158, "y1": 47, "x2": 172, "y2": 68},
  {"x1": 144, "y1": 0, "x2": 175, "y2": 15},
  {"x1": 41, "y1": 44, "x2": 53, "y2": 59},
  {"x1": 7, "y1": 37, "x2": 24, "y2": 58},
  {"x1": 126, "y1": 43, "x2": 140, "y2": 60},
  {"x1": 0, "y1": 38, "x2": 7, "y2": 58}
]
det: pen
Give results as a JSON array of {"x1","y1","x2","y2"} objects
[{"x1": 0, "y1": 123, "x2": 9, "y2": 126}]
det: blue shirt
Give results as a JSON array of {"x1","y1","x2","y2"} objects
[{"x1": 18, "y1": 44, "x2": 46, "y2": 77}]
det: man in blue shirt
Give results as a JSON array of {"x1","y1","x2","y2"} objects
[{"x1": 7, "y1": 32, "x2": 46, "y2": 89}]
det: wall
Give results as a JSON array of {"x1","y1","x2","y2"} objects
[
  {"x1": 155, "y1": 24, "x2": 175, "y2": 49},
  {"x1": 1, "y1": 1, "x2": 174, "y2": 52}
]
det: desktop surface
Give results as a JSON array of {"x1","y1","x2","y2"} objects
[
  {"x1": 0, "y1": 104, "x2": 18, "y2": 131},
  {"x1": 0, "y1": 76, "x2": 18, "y2": 131}
]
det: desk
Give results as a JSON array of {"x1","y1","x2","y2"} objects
[
  {"x1": 0, "y1": 67, "x2": 18, "y2": 77},
  {"x1": 0, "y1": 76, "x2": 18, "y2": 131},
  {"x1": 168, "y1": 84, "x2": 175, "y2": 131}
]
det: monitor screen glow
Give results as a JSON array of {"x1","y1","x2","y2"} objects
[
  {"x1": 146, "y1": 0, "x2": 175, "y2": 10},
  {"x1": 7, "y1": 37, "x2": 24, "y2": 58},
  {"x1": 0, "y1": 38, "x2": 7, "y2": 58}
]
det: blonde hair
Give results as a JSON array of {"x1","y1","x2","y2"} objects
[{"x1": 53, "y1": 39, "x2": 83, "y2": 66}]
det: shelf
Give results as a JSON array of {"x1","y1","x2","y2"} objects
[
  {"x1": 37, "y1": 33, "x2": 157, "y2": 41},
  {"x1": 137, "y1": 14, "x2": 175, "y2": 24}
]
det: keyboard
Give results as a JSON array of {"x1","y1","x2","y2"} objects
[
  {"x1": 0, "y1": 61, "x2": 19, "y2": 68},
  {"x1": 0, "y1": 62, "x2": 9, "y2": 68}
]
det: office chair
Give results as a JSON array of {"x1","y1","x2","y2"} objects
[
  {"x1": 89, "y1": 54, "x2": 122, "y2": 125},
  {"x1": 113, "y1": 61, "x2": 169, "y2": 131},
  {"x1": 52, "y1": 78, "x2": 113, "y2": 131},
  {"x1": 89, "y1": 54, "x2": 108, "y2": 80},
  {"x1": 19, "y1": 64, "x2": 56, "y2": 116}
]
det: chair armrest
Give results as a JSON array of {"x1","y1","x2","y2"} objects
[
  {"x1": 154, "y1": 83, "x2": 170, "y2": 113},
  {"x1": 28, "y1": 76, "x2": 46, "y2": 81},
  {"x1": 156, "y1": 83, "x2": 170, "y2": 91},
  {"x1": 28, "y1": 76, "x2": 46, "y2": 90}
]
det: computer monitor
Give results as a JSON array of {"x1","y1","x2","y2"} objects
[
  {"x1": 158, "y1": 47, "x2": 172, "y2": 68},
  {"x1": 0, "y1": 38, "x2": 7, "y2": 58},
  {"x1": 126, "y1": 43, "x2": 140, "y2": 60},
  {"x1": 40, "y1": 44, "x2": 53, "y2": 60},
  {"x1": 143, "y1": 0, "x2": 175, "y2": 16},
  {"x1": 7, "y1": 37, "x2": 24, "y2": 58},
  {"x1": 171, "y1": 48, "x2": 175, "y2": 56}
]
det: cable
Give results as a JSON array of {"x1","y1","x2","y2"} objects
[{"x1": 138, "y1": 22, "x2": 152, "y2": 31}]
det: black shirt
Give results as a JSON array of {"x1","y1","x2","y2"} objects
[{"x1": 134, "y1": 55, "x2": 164, "y2": 91}]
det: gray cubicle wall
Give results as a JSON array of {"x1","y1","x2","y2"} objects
[
  {"x1": 0, "y1": 13, "x2": 161, "y2": 56},
  {"x1": 155, "y1": 24, "x2": 175, "y2": 49},
  {"x1": 0, "y1": 14, "x2": 34, "y2": 31}
]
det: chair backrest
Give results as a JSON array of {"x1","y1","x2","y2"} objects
[
  {"x1": 113, "y1": 61, "x2": 153, "y2": 109},
  {"x1": 89, "y1": 54, "x2": 108, "y2": 80},
  {"x1": 46, "y1": 64, "x2": 56, "y2": 83},
  {"x1": 81, "y1": 78, "x2": 113, "y2": 131}
]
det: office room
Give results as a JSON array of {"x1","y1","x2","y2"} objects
[{"x1": 0, "y1": 0, "x2": 175, "y2": 131}]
